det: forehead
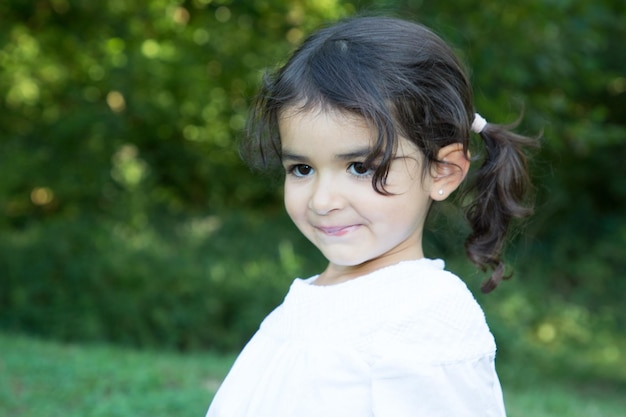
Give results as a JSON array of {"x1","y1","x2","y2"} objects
[
  {"x1": 278, "y1": 106, "x2": 375, "y2": 149},
  {"x1": 278, "y1": 106, "x2": 419, "y2": 159}
]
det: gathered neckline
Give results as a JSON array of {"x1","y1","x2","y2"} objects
[{"x1": 295, "y1": 258, "x2": 445, "y2": 290}]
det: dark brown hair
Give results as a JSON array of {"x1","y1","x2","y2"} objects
[{"x1": 243, "y1": 16, "x2": 538, "y2": 292}]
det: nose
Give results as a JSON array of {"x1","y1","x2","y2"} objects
[{"x1": 308, "y1": 175, "x2": 344, "y2": 215}]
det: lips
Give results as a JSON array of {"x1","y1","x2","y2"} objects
[{"x1": 315, "y1": 225, "x2": 359, "y2": 236}]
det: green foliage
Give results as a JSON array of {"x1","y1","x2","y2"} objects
[
  {"x1": 0, "y1": 0, "x2": 356, "y2": 227},
  {"x1": 0, "y1": 210, "x2": 325, "y2": 351}
]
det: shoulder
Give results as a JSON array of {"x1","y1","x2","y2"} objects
[
  {"x1": 372, "y1": 260, "x2": 496, "y2": 363},
  {"x1": 258, "y1": 259, "x2": 495, "y2": 361},
  {"x1": 371, "y1": 259, "x2": 481, "y2": 318}
]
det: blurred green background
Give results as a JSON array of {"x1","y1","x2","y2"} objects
[{"x1": 1, "y1": 0, "x2": 625, "y2": 415}]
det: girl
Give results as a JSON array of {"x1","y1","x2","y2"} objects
[{"x1": 206, "y1": 16, "x2": 537, "y2": 417}]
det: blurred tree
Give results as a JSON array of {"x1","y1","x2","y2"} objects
[{"x1": 0, "y1": 0, "x2": 355, "y2": 228}]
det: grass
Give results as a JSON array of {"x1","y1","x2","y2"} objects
[
  {"x1": 500, "y1": 360, "x2": 626, "y2": 417},
  {"x1": 0, "y1": 332, "x2": 234, "y2": 417},
  {"x1": 1, "y1": 332, "x2": 625, "y2": 417}
]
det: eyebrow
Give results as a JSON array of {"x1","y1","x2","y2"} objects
[{"x1": 281, "y1": 147, "x2": 373, "y2": 162}]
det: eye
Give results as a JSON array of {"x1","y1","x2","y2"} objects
[
  {"x1": 288, "y1": 164, "x2": 314, "y2": 177},
  {"x1": 348, "y1": 162, "x2": 374, "y2": 177}
]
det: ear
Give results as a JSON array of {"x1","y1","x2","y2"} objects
[{"x1": 429, "y1": 143, "x2": 470, "y2": 201}]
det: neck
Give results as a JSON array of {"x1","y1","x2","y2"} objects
[{"x1": 314, "y1": 247, "x2": 425, "y2": 286}]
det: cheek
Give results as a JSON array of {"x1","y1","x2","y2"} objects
[
  {"x1": 383, "y1": 169, "x2": 421, "y2": 195},
  {"x1": 389, "y1": 155, "x2": 421, "y2": 179},
  {"x1": 283, "y1": 183, "x2": 303, "y2": 219}
]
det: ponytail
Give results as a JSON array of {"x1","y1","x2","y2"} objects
[{"x1": 462, "y1": 116, "x2": 539, "y2": 293}]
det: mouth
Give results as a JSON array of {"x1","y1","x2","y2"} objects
[{"x1": 315, "y1": 225, "x2": 360, "y2": 237}]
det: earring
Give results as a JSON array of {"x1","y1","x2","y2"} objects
[{"x1": 438, "y1": 189, "x2": 444, "y2": 196}]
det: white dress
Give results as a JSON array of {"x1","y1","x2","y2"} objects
[{"x1": 206, "y1": 259, "x2": 506, "y2": 417}]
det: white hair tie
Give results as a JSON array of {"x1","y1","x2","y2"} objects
[{"x1": 471, "y1": 113, "x2": 488, "y2": 134}]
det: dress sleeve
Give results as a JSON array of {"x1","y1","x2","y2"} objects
[
  {"x1": 370, "y1": 349, "x2": 506, "y2": 417},
  {"x1": 368, "y1": 267, "x2": 507, "y2": 416}
]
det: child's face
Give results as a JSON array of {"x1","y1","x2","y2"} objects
[{"x1": 279, "y1": 107, "x2": 436, "y2": 282}]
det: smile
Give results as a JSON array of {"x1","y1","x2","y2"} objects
[{"x1": 315, "y1": 225, "x2": 360, "y2": 236}]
